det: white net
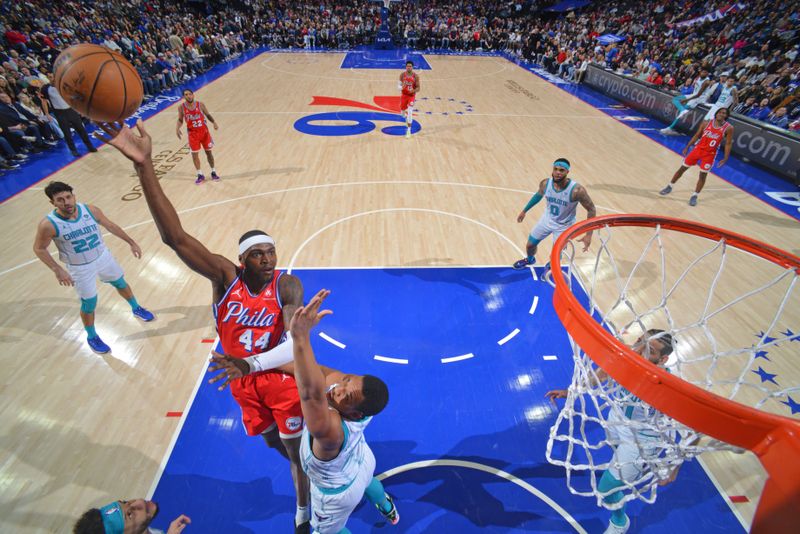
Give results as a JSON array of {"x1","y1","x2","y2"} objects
[{"x1": 545, "y1": 221, "x2": 800, "y2": 509}]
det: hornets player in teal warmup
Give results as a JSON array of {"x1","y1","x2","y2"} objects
[
  {"x1": 33, "y1": 182, "x2": 154, "y2": 354},
  {"x1": 513, "y1": 158, "x2": 596, "y2": 269}
]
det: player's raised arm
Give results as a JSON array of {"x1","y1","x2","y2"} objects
[
  {"x1": 95, "y1": 120, "x2": 236, "y2": 285},
  {"x1": 290, "y1": 289, "x2": 342, "y2": 451}
]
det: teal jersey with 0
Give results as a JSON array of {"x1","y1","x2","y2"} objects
[
  {"x1": 46, "y1": 203, "x2": 107, "y2": 265},
  {"x1": 301, "y1": 415, "x2": 373, "y2": 492},
  {"x1": 543, "y1": 178, "x2": 579, "y2": 227}
]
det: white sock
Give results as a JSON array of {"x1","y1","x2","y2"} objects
[
  {"x1": 691, "y1": 192, "x2": 699, "y2": 197},
  {"x1": 211, "y1": 167, "x2": 216, "y2": 173},
  {"x1": 296, "y1": 505, "x2": 309, "y2": 526},
  {"x1": 197, "y1": 170, "x2": 203, "y2": 176}
]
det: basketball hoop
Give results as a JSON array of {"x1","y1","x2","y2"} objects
[{"x1": 545, "y1": 214, "x2": 800, "y2": 533}]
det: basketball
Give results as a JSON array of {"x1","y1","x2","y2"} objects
[{"x1": 53, "y1": 43, "x2": 143, "y2": 122}]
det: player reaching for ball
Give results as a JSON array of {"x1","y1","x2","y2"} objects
[
  {"x1": 399, "y1": 61, "x2": 419, "y2": 139},
  {"x1": 176, "y1": 89, "x2": 220, "y2": 185}
]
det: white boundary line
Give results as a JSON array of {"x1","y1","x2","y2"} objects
[
  {"x1": 286, "y1": 207, "x2": 524, "y2": 273},
  {"x1": 147, "y1": 341, "x2": 216, "y2": 498},
  {"x1": 497, "y1": 328, "x2": 520, "y2": 345},
  {"x1": 0, "y1": 179, "x2": 620, "y2": 278},
  {"x1": 319, "y1": 331, "x2": 346, "y2": 349},
  {"x1": 697, "y1": 456, "x2": 749, "y2": 530},
  {"x1": 377, "y1": 459, "x2": 587, "y2": 534},
  {"x1": 441, "y1": 353, "x2": 474, "y2": 364},
  {"x1": 529, "y1": 295, "x2": 539, "y2": 315},
  {"x1": 374, "y1": 355, "x2": 409, "y2": 364}
]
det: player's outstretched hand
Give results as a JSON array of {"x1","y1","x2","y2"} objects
[
  {"x1": 55, "y1": 266, "x2": 74, "y2": 286},
  {"x1": 681, "y1": 145, "x2": 689, "y2": 156},
  {"x1": 545, "y1": 389, "x2": 568, "y2": 404},
  {"x1": 212, "y1": 122, "x2": 219, "y2": 130},
  {"x1": 166, "y1": 514, "x2": 191, "y2": 533},
  {"x1": 717, "y1": 157, "x2": 727, "y2": 168},
  {"x1": 208, "y1": 351, "x2": 250, "y2": 390},
  {"x1": 289, "y1": 289, "x2": 333, "y2": 340},
  {"x1": 516, "y1": 211, "x2": 526, "y2": 223},
  {"x1": 93, "y1": 119, "x2": 152, "y2": 165}
]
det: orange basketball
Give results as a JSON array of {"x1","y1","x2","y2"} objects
[{"x1": 53, "y1": 44, "x2": 143, "y2": 122}]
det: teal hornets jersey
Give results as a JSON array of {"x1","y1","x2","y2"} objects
[
  {"x1": 301, "y1": 415, "x2": 373, "y2": 492},
  {"x1": 543, "y1": 178, "x2": 579, "y2": 227},
  {"x1": 46, "y1": 203, "x2": 107, "y2": 265}
]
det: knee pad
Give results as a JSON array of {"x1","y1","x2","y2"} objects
[
  {"x1": 108, "y1": 276, "x2": 128, "y2": 289},
  {"x1": 80, "y1": 296, "x2": 98, "y2": 314}
]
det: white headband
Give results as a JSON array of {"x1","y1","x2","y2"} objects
[{"x1": 239, "y1": 234, "x2": 275, "y2": 256}]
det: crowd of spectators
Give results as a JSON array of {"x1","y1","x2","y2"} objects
[
  {"x1": 390, "y1": 0, "x2": 799, "y2": 132},
  {"x1": 1, "y1": 0, "x2": 798, "y2": 175}
]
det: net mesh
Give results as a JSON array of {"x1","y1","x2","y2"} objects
[{"x1": 545, "y1": 221, "x2": 800, "y2": 509}]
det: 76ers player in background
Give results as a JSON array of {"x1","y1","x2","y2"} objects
[
  {"x1": 660, "y1": 107, "x2": 733, "y2": 206},
  {"x1": 176, "y1": 89, "x2": 220, "y2": 185},
  {"x1": 94, "y1": 120, "x2": 311, "y2": 533},
  {"x1": 399, "y1": 60, "x2": 420, "y2": 138}
]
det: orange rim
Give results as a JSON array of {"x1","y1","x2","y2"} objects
[{"x1": 549, "y1": 214, "x2": 800, "y2": 532}]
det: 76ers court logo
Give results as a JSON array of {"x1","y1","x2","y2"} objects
[{"x1": 294, "y1": 96, "x2": 420, "y2": 137}]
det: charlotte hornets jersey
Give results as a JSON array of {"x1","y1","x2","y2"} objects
[
  {"x1": 46, "y1": 203, "x2": 107, "y2": 265},
  {"x1": 715, "y1": 85, "x2": 736, "y2": 107},
  {"x1": 301, "y1": 415, "x2": 373, "y2": 491},
  {"x1": 543, "y1": 178, "x2": 579, "y2": 227}
]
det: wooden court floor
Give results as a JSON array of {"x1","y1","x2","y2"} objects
[{"x1": 0, "y1": 52, "x2": 797, "y2": 532}]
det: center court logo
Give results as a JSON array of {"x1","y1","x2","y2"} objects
[{"x1": 293, "y1": 96, "x2": 421, "y2": 137}]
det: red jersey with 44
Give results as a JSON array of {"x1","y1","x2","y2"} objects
[{"x1": 214, "y1": 271, "x2": 286, "y2": 358}]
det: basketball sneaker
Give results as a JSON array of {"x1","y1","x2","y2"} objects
[
  {"x1": 659, "y1": 127, "x2": 677, "y2": 135},
  {"x1": 405, "y1": 127, "x2": 411, "y2": 139},
  {"x1": 294, "y1": 520, "x2": 310, "y2": 534},
  {"x1": 132, "y1": 306, "x2": 156, "y2": 322},
  {"x1": 659, "y1": 185, "x2": 672, "y2": 195},
  {"x1": 512, "y1": 257, "x2": 535, "y2": 270},
  {"x1": 688, "y1": 195, "x2": 698, "y2": 207},
  {"x1": 604, "y1": 514, "x2": 630, "y2": 534},
  {"x1": 195, "y1": 174, "x2": 206, "y2": 185},
  {"x1": 211, "y1": 171, "x2": 220, "y2": 181},
  {"x1": 376, "y1": 494, "x2": 399, "y2": 525},
  {"x1": 87, "y1": 336, "x2": 111, "y2": 354}
]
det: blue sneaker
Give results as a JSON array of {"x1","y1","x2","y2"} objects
[
  {"x1": 87, "y1": 336, "x2": 111, "y2": 354},
  {"x1": 132, "y1": 306, "x2": 155, "y2": 322},
  {"x1": 513, "y1": 257, "x2": 535, "y2": 270}
]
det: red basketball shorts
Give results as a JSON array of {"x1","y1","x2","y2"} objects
[
  {"x1": 683, "y1": 147, "x2": 715, "y2": 171},
  {"x1": 188, "y1": 128, "x2": 214, "y2": 152},
  {"x1": 230, "y1": 370, "x2": 304, "y2": 438},
  {"x1": 401, "y1": 93, "x2": 416, "y2": 111}
]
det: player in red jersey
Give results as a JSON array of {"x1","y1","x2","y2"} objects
[
  {"x1": 176, "y1": 89, "x2": 220, "y2": 185},
  {"x1": 659, "y1": 107, "x2": 733, "y2": 206},
  {"x1": 95, "y1": 120, "x2": 311, "y2": 533},
  {"x1": 399, "y1": 60, "x2": 420, "y2": 139}
]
